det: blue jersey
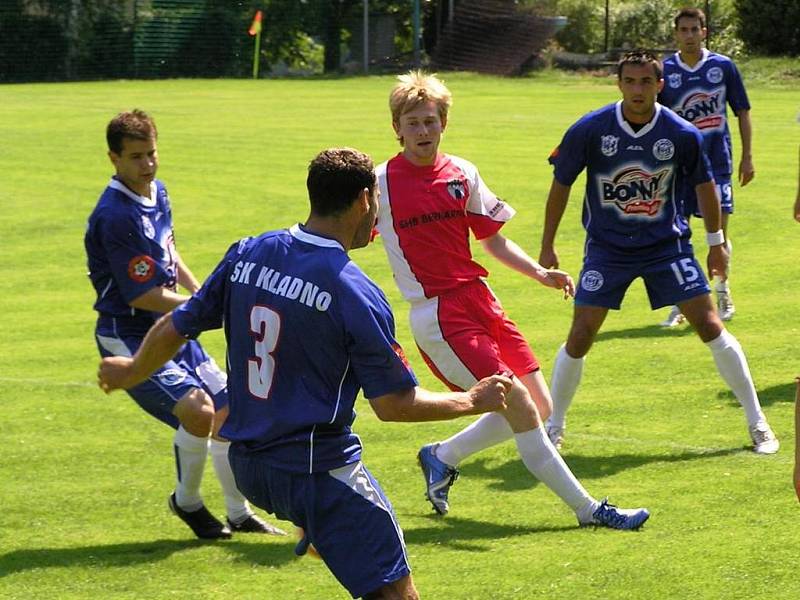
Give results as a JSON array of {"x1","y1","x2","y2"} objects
[
  {"x1": 85, "y1": 178, "x2": 178, "y2": 337},
  {"x1": 172, "y1": 225, "x2": 418, "y2": 474},
  {"x1": 659, "y1": 49, "x2": 750, "y2": 177},
  {"x1": 549, "y1": 101, "x2": 713, "y2": 251}
]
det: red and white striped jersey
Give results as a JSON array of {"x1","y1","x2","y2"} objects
[{"x1": 375, "y1": 153, "x2": 515, "y2": 303}]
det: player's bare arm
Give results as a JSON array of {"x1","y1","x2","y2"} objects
[
  {"x1": 736, "y1": 109, "x2": 754, "y2": 186},
  {"x1": 368, "y1": 374, "x2": 512, "y2": 422},
  {"x1": 175, "y1": 251, "x2": 201, "y2": 294},
  {"x1": 539, "y1": 179, "x2": 572, "y2": 269},
  {"x1": 479, "y1": 233, "x2": 574, "y2": 298},
  {"x1": 98, "y1": 312, "x2": 185, "y2": 392},
  {"x1": 129, "y1": 286, "x2": 190, "y2": 313},
  {"x1": 695, "y1": 180, "x2": 729, "y2": 278}
]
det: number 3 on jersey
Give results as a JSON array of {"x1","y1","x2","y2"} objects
[
  {"x1": 248, "y1": 305, "x2": 281, "y2": 399},
  {"x1": 669, "y1": 257, "x2": 699, "y2": 285}
]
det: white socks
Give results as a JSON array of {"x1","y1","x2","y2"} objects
[
  {"x1": 438, "y1": 418, "x2": 598, "y2": 520},
  {"x1": 548, "y1": 344, "x2": 585, "y2": 430},
  {"x1": 209, "y1": 439, "x2": 252, "y2": 523},
  {"x1": 706, "y1": 329, "x2": 765, "y2": 427},
  {"x1": 173, "y1": 425, "x2": 209, "y2": 511},
  {"x1": 435, "y1": 412, "x2": 514, "y2": 467},
  {"x1": 514, "y1": 426, "x2": 597, "y2": 521}
]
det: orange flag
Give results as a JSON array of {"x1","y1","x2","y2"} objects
[{"x1": 248, "y1": 10, "x2": 263, "y2": 36}]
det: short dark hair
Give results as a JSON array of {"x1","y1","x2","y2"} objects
[
  {"x1": 617, "y1": 50, "x2": 663, "y2": 80},
  {"x1": 674, "y1": 7, "x2": 706, "y2": 29},
  {"x1": 306, "y1": 148, "x2": 376, "y2": 217},
  {"x1": 106, "y1": 109, "x2": 157, "y2": 154}
]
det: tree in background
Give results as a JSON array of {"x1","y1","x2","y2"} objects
[{"x1": 735, "y1": 0, "x2": 800, "y2": 55}]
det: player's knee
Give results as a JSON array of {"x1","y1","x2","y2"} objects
[
  {"x1": 503, "y1": 381, "x2": 542, "y2": 431},
  {"x1": 694, "y1": 314, "x2": 724, "y2": 343},
  {"x1": 175, "y1": 388, "x2": 215, "y2": 435},
  {"x1": 565, "y1": 333, "x2": 592, "y2": 358},
  {"x1": 520, "y1": 371, "x2": 552, "y2": 421}
]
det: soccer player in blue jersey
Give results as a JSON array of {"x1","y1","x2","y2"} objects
[
  {"x1": 657, "y1": 7, "x2": 754, "y2": 325},
  {"x1": 98, "y1": 147, "x2": 519, "y2": 599},
  {"x1": 86, "y1": 110, "x2": 284, "y2": 539},
  {"x1": 539, "y1": 51, "x2": 779, "y2": 455}
]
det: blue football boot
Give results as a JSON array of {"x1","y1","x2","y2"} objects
[
  {"x1": 581, "y1": 498, "x2": 650, "y2": 530},
  {"x1": 417, "y1": 443, "x2": 459, "y2": 515}
]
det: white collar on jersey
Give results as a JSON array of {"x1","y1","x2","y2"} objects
[
  {"x1": 108, "y1": 178, "x2": 157, "y2": 208},
  {"x1": 674, "y1": 48, "x2": 710, "y2": 72},
  {"x1": 615, "y1": 100, "x2": 661, "y2": 139},
  {"x1": 289, "y1": 223, "x2": 344, "y2": 251}
]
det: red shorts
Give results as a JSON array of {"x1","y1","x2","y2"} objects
[{"x1": 409, "y1": 279, "x2": 539, "y2": 391}]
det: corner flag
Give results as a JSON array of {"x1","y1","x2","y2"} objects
[
  {"x1": 248, "y1": 10, "x2": 263, "y2": 36},
  {"x1": 249, "y1": 10, "x2": 263, "y2": 78}
]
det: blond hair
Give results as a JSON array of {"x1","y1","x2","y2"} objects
[{"x1": 389, "y1": 70, "x2": 452, "y2": 131}]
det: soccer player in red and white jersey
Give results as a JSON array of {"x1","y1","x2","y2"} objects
[{"x1": 374, "y1": 71, "x2": 650, "y2": 529}]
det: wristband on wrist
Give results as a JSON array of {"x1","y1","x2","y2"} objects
[{"x1": 706, "y1": 230, "x2": 725, "y2": 246}]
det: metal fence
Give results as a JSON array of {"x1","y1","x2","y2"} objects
[{"x1": 0, "y1": 0, "x2": 259, "y2": 82}]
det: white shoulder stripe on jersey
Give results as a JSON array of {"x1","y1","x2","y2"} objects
[
  {"x1": 374, "y1": 162, "x2": 427, "y2": 302},
  {"x1": 108, "y1": 178, "x2": 157, "y2": 207},
  {"x1": 289, "y1": 223, "x2": 344, "y2": 250}
]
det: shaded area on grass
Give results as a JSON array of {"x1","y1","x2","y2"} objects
[
  {"x1": 403, "y1": 515, "x2": 575, "y2": 552},
  {"x1": 0, "y1": 538, "x2": 297, "y2": 578},
  {"x1": 594, "y1": 323, "x2": 696, "y2": 343},
  {"x1": 459, "y1": 447, "x2": 741, "y2": 492},
  {"x1": 727, "y1": 381, "x2": 797, "y2": 408}
]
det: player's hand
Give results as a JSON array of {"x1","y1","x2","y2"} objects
[
  {"x1": 707, "y1": 244, "x2": 729, "y2": 280},
  {"x1": 739, "y1": 156, "x2": 754, "y2": 186},
  {"x1": 469, "y1": 373, "x2": 513, "y2": 413},
  {"x1": 97, "y1": 356, "x2": 136, "y2": 393},
  {"x1": 538, "y1": 246, "x2": 559, "y2": 269},
  {"x1": 540, "y1": 269, "x2": 575, "y2": 299}
]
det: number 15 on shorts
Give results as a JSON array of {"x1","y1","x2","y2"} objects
[{"x1": 669, "y1": 258, "x2": 700, "y2": 285}]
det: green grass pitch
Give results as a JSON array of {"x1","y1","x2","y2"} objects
[{"x1": 1, "y1": 72, "x2": 799, "y2": 599}]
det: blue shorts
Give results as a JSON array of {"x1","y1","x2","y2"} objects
[
  {"x1": 96, "y1": 332, "x2": 228, "y2": 429},
  {"x1": 684, "y1": 175, "x2": 733, "y2": 217},
  {"x1": 576, "y1": 241, "x2": 710, "y2": 310},
  {"x1": 228, "y1": 447, "x2": 411, "y2": 599}
]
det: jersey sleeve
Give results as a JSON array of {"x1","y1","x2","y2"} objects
[
  {"x1": 461, "y1": 161, "x2": 516, "y2": 240},
  {"x1": 172, "y1": 239, "x2": 245, "y2": 338},
  {"x1": 725, "y1": 60, "x2": 750, "y2": 114},
  {"x1": 681, "y1": 127, "x2": 715, "y2": 187},
  {"x1": 339, "y1": 265, "x2": 418, "y2": 398},
  {"x1": 549, "y1": 119, "x2": 589, "y2": 186},
  {"x1": 99, "y1": 209, "x2": 173, "y2": 304}
]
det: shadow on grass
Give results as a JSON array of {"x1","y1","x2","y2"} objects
[
  {"x1": 727, "y1": 381, "x2": 797, "y2": 408},
  {"x1": 403, "y1": 515, "x2": 574, "y2": 552},
  {"x1": 0, "y1": 537, "x2": 297, "y2": 578},
  {"x1": 459, "y1": 447, "x2": 741, "y2": 493},
  {"x1": 594, "y1": 323, "x2": 695, "y2": 343}
]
